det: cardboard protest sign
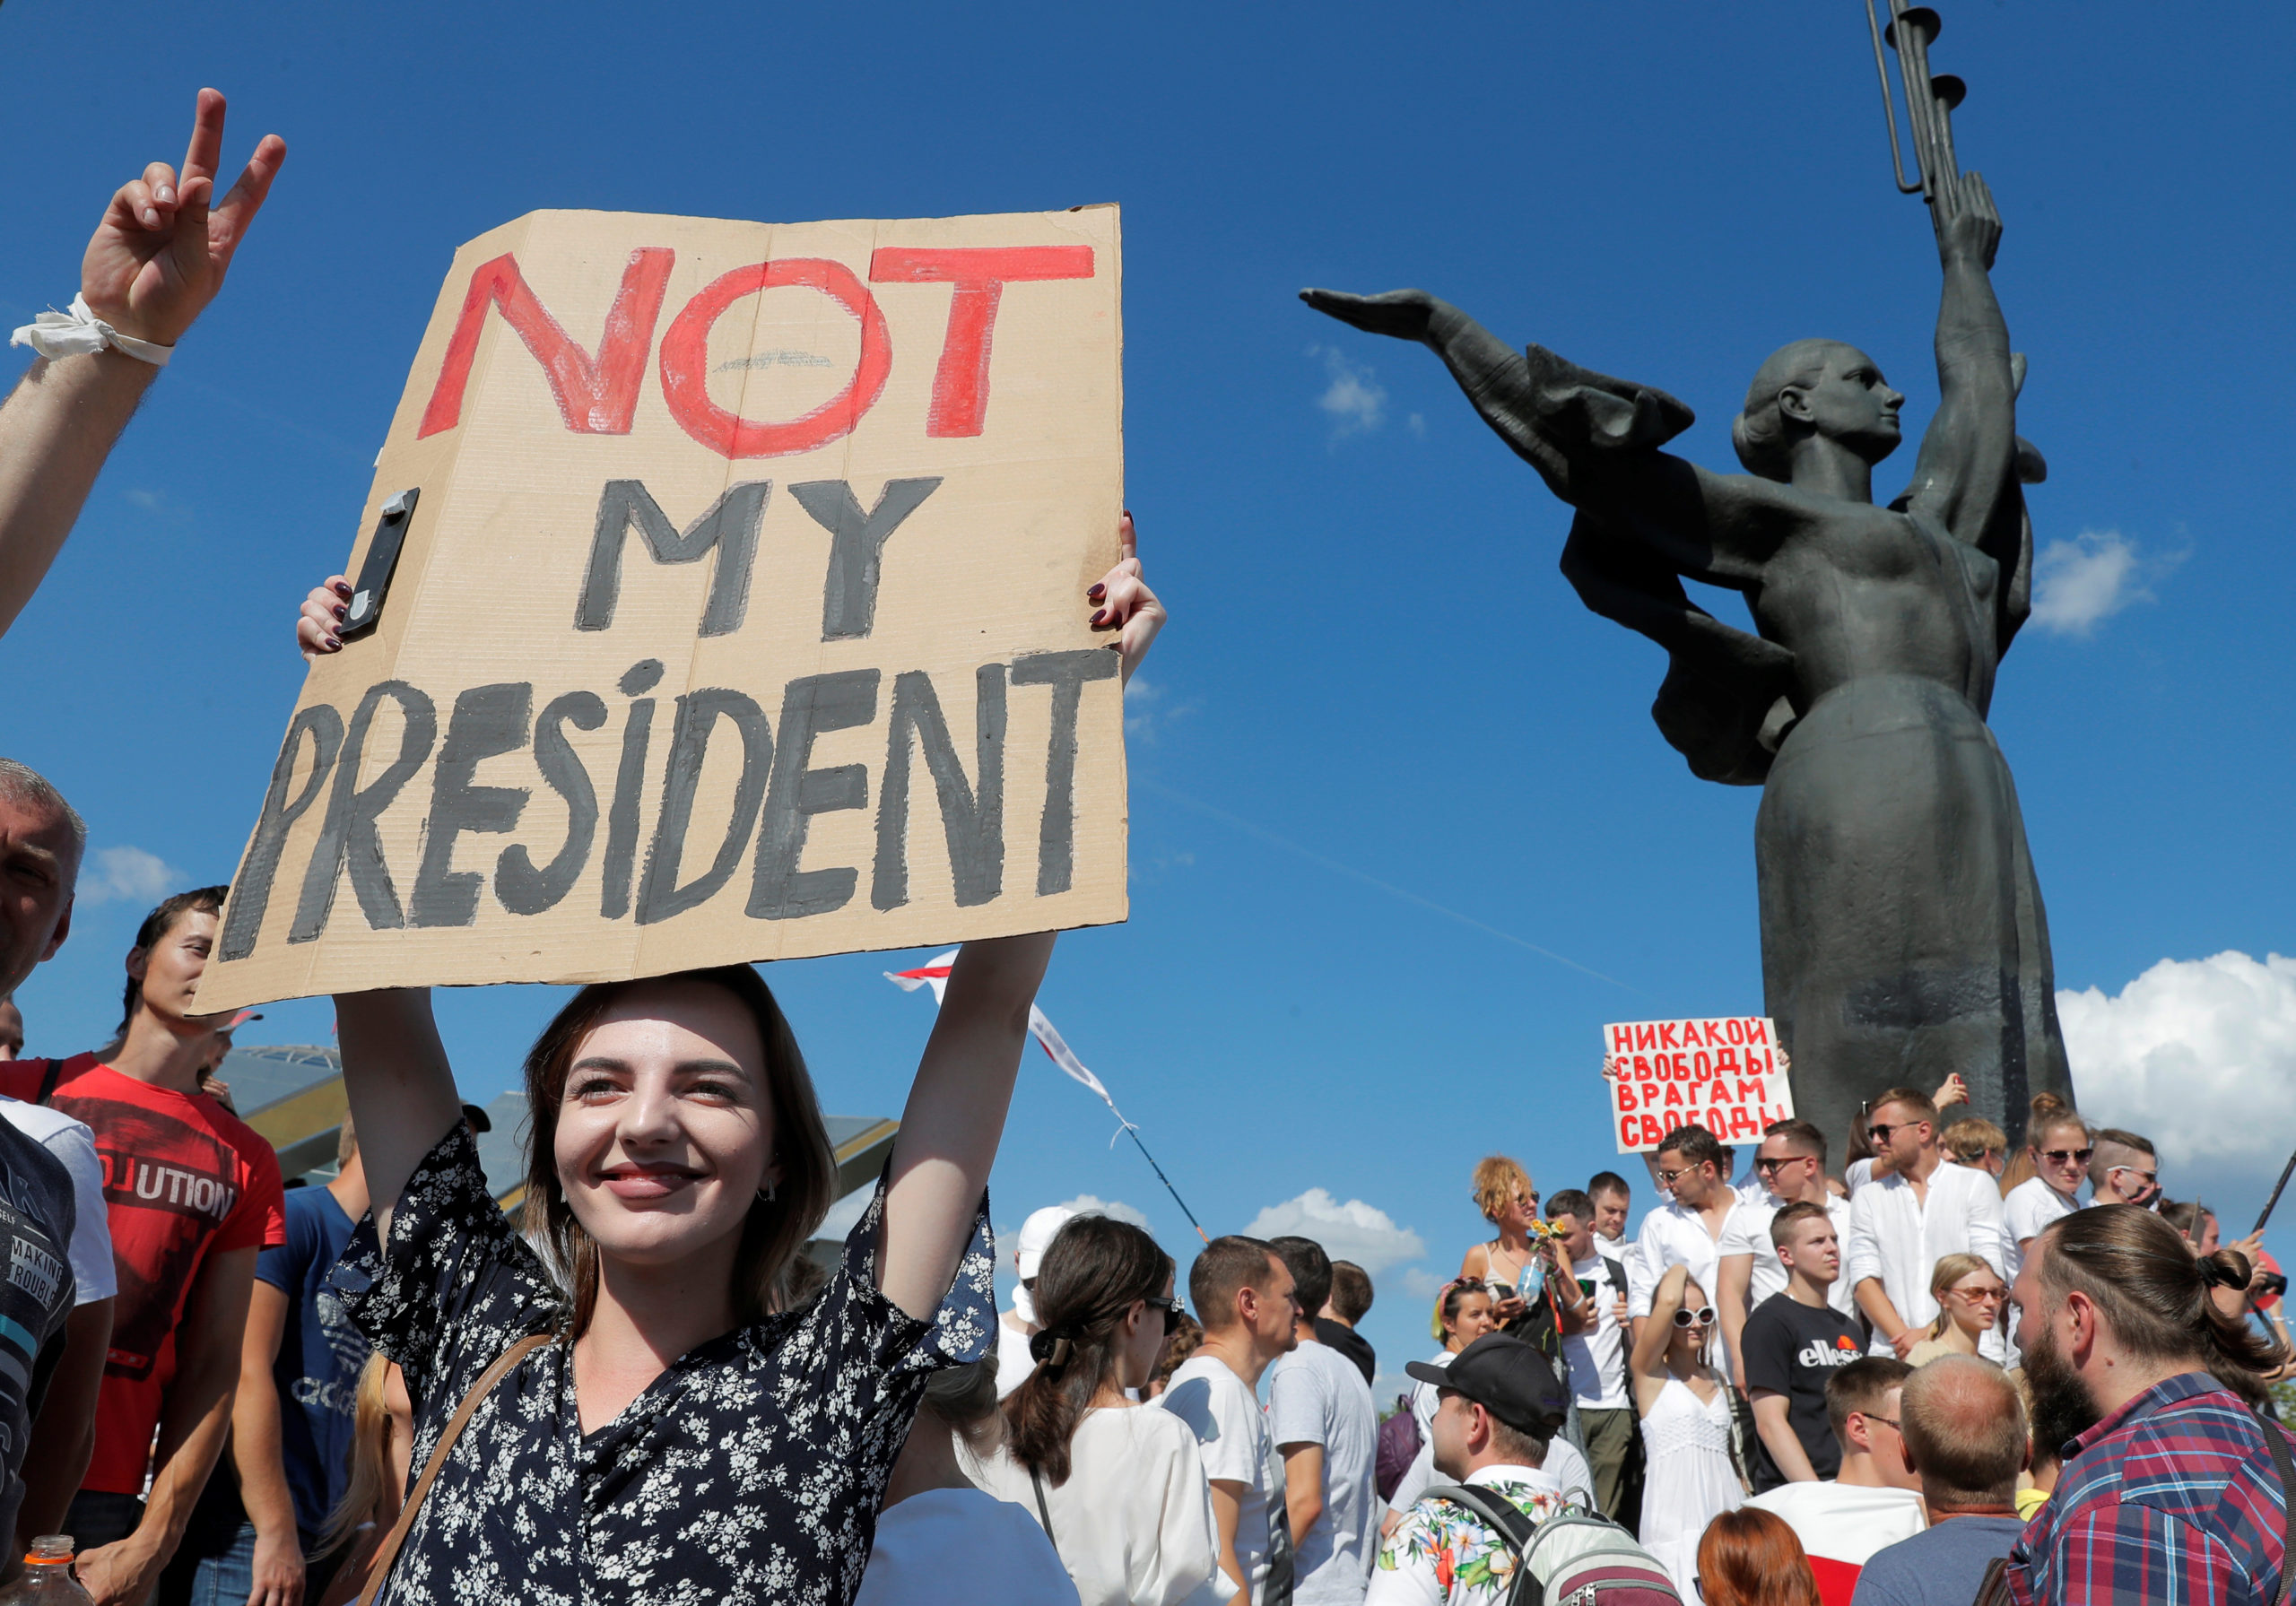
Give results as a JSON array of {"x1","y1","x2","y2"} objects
[
  {"x1": 1604, "y1": 1016, "x2": 1793, "y2": 1153},
  {"x1": 197, "y1": 206, "x2": 1126, "y2": 1011}
]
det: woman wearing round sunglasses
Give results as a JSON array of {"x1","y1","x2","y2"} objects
[
  {"x1": 1903, "y1": 1254, "x2": 2007, "y2": 1366},
  {"x1": 1629, "y1": 1263, "x2": 1744, "y2": 1594},
  {"x1": 976, "y1": 1213, "x2": 1219, "y2": 1606}
]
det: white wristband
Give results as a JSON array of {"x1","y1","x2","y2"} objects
[{"x1": 10, "y1": 294, "x2": 173, "y2": 368}]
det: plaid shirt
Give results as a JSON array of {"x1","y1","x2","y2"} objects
[{"x1": 2008, "y1": 1371, "x2": 2294, "y2": 1606}]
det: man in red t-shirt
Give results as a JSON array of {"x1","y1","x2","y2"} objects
[{"x1": 4, "y1": 885, "x2": 285, "y2": 1606}]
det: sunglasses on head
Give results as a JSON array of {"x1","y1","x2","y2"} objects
[
  {"x1": 2042, "y1": 1148, "x2": 2094, "y2": 1165},
  {"x1": 1672, "y1": 1306, "x2": 1717, "y2": 1329}
]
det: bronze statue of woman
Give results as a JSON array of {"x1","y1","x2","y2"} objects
[{"x1": 1307, "y1": 170, "x2": 2072, "y2": 1148}]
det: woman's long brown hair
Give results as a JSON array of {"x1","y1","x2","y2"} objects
[
  {"x1": 1002, "y1": 1214, "x2": 1173, "y2": 1486},
  {"x1": 520, "y1": 965, "x2": 837, "y2": 1334}
]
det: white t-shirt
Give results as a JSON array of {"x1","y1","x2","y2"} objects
[
  {"x1": 1160, "y1": 1354, "x2": 1289, "y2": 1605},
  {"x1": 971, "y1": 1406, "x2": 1222, "y2": 1606},
  {"x1": 1845, "y1": 1158, "x2": 1875, "y2": 1195},
  {"x1": 1562, "y1": 1253, "x2": 1629, "y2": 1411},
  {"x1": 1717, "y1": 1195, "x2": 1856, "y2": 1319},
  {"x1": 1268, "y1": 1341, "x2": 1379, "y2": 1605},
  {"x1": 2000, "y1": 1175, "x2": 2077, "y2": 1282},
  {"x1": 997, "y1": 1309, "x2": 1039, "y2": 1399},
  {"x1": 854, "y1": 1486, "x2": 1081, "y2": 1606},
  {"x1": 0, "y1": 1095, "x2": 115, "y2": 1302},
  {"x1": 1743, "y1": 1480, "x2": 1926, "y2": 1575}
]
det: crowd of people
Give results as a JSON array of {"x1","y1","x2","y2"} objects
[{"x1": 4, "y1": 83, "x2": 2296, "y2": 1606}]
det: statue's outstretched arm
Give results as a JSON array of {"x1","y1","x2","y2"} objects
[
  {"x1": 1304, "y1": 287, "x2": 1811, "y2": 586},
  {"x1": 1300, "y1": 288, "x2": 1578, "y2": 501},
  {"x1": 1901, "y1": 173, "x2": 2020, "y2": 546}
]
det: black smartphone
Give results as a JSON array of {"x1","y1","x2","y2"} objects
[{"x1": 340, "y1": 488, "x2": 421, "y2": 639}]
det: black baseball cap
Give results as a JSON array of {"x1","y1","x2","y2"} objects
[{"x1": 1405, "y1": 1333, "x2": 1570, "y2": 1435}]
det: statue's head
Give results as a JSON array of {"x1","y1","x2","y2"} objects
[{"x1": 1732, "y1": 339, "x2": 1904, "y2": 482}]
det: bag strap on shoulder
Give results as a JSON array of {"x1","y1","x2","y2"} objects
[
  {"x1": 356, "y1": 1332, "x2": 550, "y2": 1605},
  {"x1": 1422, "y1": 1481, "x2": 1538, "y2": 1556},
  {"x1": 1029, "y1": 1464, "x2": 1057, "y2": 1547},
  {"x1": 34, "y1": 1057, "x2": 65, "y2": 1106},
  {"x1": 1970, "y1": 1556, "x2": 2013, "y2": 1606},
  {"x1": 2265, "y1": 1419, "x2": 2296, "y2": 1606}
]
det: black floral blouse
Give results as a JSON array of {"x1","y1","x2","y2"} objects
[{"x1": 332, "y1": 1124, "x2": 995, "y2": 1606}]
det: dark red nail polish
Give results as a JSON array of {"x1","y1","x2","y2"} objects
[
  {"x1": 1087, "y1": 584, "x2": 1106, "y2": 602},
  {"x1": 1089, "y1": 610, "x2": 1107, "y2": 627},
  {"x1": 333, "y1": 604, "x2": 346, "y2": 621}
]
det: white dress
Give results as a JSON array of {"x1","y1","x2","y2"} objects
[{"x1": 1636, "y1": 1376, "x2": 1744, "y2": 1596}]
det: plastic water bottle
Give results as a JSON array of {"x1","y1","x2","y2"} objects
[
  {"x1": 0, "y1": 1537, "x2": 96, "y2": 1605},
  {"x1": 1517, "y1": 1252, "x2": 1546, "y2": 1305}
]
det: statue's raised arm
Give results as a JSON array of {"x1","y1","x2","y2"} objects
[{"x1": 1898, "y1": 170, "x2": 2019, "y2": 545}]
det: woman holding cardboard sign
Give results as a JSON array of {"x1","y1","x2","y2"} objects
[{"x1": 305, "y1": 517, "x2": 1161, "y2": 1606}]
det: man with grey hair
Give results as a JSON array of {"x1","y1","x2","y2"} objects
[
  {"x1": 1851, "y1": 1357, "x2": 2028, "y2": 1606},
  {"x1": 0, "y1": 756, "x2": 100, "y2": 1584},
  {"x1": 2085, "y1": 1129, "x2": 2161, "y2": 1210}
]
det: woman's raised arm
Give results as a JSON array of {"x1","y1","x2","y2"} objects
[
  {"x1": 334, "y1": 988, "x2": 466, "y2": 1241},
  {"x1": 877, "y1": 515, "x2": 1164, "y2": 1321},
  {"x1": 1630, "y1": 1262, "x2": 1690, "y2": 1380}
]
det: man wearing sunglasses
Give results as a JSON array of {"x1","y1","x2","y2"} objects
[
  {"x1": 1624, "y1": 1125, "x2": 1740, "y2": 1353},
  {"x1": 1844, "y1": 1088, "x2": 2008, "y2": 1361},
  {"x1": 2086, "y1": 1128, "x2": 2161, "y2": 1211}
]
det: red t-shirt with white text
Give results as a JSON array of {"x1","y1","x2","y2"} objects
[{"x1": 0, "y1": 1054, "x2": 287, "y2": 1492}]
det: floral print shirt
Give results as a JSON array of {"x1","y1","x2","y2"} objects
[
  {"x1": 1364, "y1": 1468, "x2": 1570, "y2": 1606},
  {"x1": 334, "y1": 1124, "x2": 995, "y2": 1606}
]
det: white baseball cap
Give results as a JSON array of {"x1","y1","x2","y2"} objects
[{"x1": 1014, "y1": 1204, "x2": 1080, "y2": 1280}]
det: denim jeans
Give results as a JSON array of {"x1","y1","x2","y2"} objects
[{"x1": 165, "y1": 1518, "x2": 257, "y2": 1606}]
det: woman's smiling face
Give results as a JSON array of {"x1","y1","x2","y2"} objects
[{"x1": 552, "y1": 979, "x2": 778, "y2": 1272}]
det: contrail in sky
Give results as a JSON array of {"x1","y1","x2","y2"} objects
[{"x1": 1138, "y1": 778, "x2": 1639, "y2": 993}]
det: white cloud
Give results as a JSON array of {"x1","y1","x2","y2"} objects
[
  {"x1": 2031, "y1": 530, "x2": 2150, "y2": 635},
  {"x1": 1310, "y1": 346, "x2": 1387, "y2": 437},
  {"x1": 2058, "y1": 951, "x2": 2296, "y2": 1180},
  {"x1": 78, "y1": 846, "x2": 183, "y2": 905},
  {"x1": 1399, "y1": 1267, "x2": 1445, "y2": 1300},
  {"x1": 1245, "y1": 1188, "x2": 1427, "y2": 1274},
  {"x1": 1052, "y1": 1193, "x2": 1152, "y2": 1230}
]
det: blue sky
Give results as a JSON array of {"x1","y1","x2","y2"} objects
[{"x1": 6, "y1": 2, "x2": 2295, "y2": 1384}]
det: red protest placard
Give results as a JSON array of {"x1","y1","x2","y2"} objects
[{"x1": 1604, "y1": 1017, "x2": 1794, "y2": 1154}]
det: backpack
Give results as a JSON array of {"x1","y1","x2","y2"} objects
[
  {"x1": 1376, "y1": 1395, "x2": 1422, "y2": 1502},
  {"x1": 1421, "y1": 1483, "x2": 1680, "y2": 1606}
]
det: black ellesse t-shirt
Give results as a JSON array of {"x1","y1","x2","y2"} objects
[{"x1": 1742, "y1": 1290, "x2": 1865, "y2": 1490}]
